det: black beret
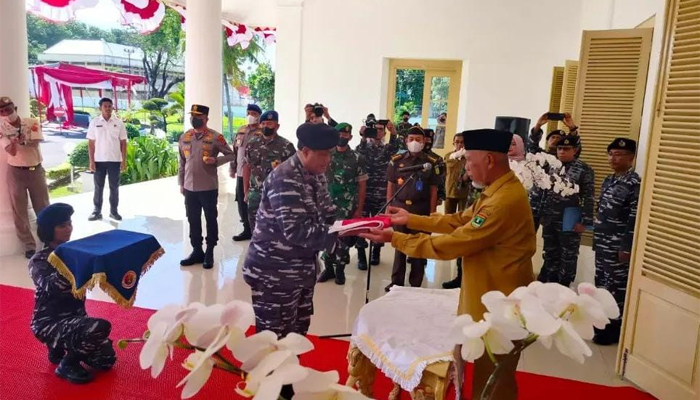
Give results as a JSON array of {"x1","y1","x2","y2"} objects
[
  {"x1": 557, "y1": 135, "x2": 581, "y2": 147},
  {"x1": 261, "y1": 110, "x2": 279, "y2": 122},
  {"x1": 406, "y1": 126, "x2": 425, "y2": 137},
  {"x1": 296, "y1": 123, "x2": 339, "y2": 150},
  {"x1": 462, "y1": 129, "x2": 513, "y2": 153},
  {"x1": 247, "y1": 104, "x2": 262, "y2": 115},
  {"x1": 608, "y1": 138, "x2": 637, "y2": 153},
  {"x1": 423, "y1": 128, "x2": 435, "y2": 139},
  {"x1": 546, "y1": 130, "x2": 565, "y2": 140},
  {"x1": 190, "y1": 104, "x2": 209, "y2": 115},
  {"x1": 36, "y1": 203, "x2": 74, "y2": 244}
]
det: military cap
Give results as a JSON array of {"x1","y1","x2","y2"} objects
[
  {"x1": 608, "y1": 137, "x2": 637, "y2": 153},
  {"x1": 335, "y1": 122, "x2": 352, "y2": 133},
  {"x1": 247, "y1": 104, "x2": 262, "y2": 115},
  {"x1": 297, "y1": 122, "x2": 339, "y2": 150},
  {"x1": 423, "y1": 128, "x2": 435, "y2": 139},
  {"x1": 36, "y1": 203, "x2": 74, "y2": 244},
  {"x1": 406, "y1": 126, "x2": 425, "y2": 137},
  {"x1": 546, "y1": 130, "x2": 565, "y2": 140},
  {"x1": 557, "y1": 135, "x2": 580, "y2": 147},
  {"x1": 260, "y1": 110, "x2": 279, "y2": 122},
  {"x1": 0, "y1": 97, "x2": 14, "y2": 109},
  {"x1": 190, "y1": 104, "x2": 209, "y2": 115},
  {"x1": 462, "y1": 129, "x2": 513, "y2": 153}
]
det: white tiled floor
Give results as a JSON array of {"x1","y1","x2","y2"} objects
[{"x1": 0, "y1": 176, "x2": 634, "y2": 390}]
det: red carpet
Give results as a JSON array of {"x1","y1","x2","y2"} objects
[{"x1": 0, "y1": 284, "x2": 655, "y2": 400}]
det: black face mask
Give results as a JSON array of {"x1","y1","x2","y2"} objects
[
  {"x1": 402, "y1": 117, "x2": 409, "y2": 122},
  {"x1": 191, "y1": 117, "x2": 204, "y2": 129},
  {"x1": 263, "y1": 127, "x2": 275, "y2": 137},
  {"x1": 337, "y1": 138, "x2": 350, "y2": 147},
  {"x1": 424, "y1": 143, "x2": 433, "y2": 152}
]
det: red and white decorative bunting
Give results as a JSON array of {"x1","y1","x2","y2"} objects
[
  {"x1": 26, "y1": 0, "x2": 99, "y2": 23},
  {"x1": 112, "y1": 0, "x2": 166, "y2": 34}
]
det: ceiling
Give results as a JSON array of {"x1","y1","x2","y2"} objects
[{"x1": 166, "y1": 0, "x2": 280, "y2": 27}]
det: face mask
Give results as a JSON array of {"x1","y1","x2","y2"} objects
[
  {"x1": 247, "y1": 115, "x2": 259, "y2": 125},
  {"x1": 337, "y1": 138, "x2": 350, "y2": 147},
  {"x1": 0, "y1": 111, "x2": 18, "y2": 123},
  {"x1": 406, "y1": 141, "x2": 424, "y2": 153},
  {"x1": 472, "y1": 181, "x2": 486, "y2": 189},
  {"x1": 191, "y1": 117, "x2": 204, "y2": 129},
  {"x1": 262, "y1": 127, "x2": 275, "y2": 137},
  {"x1": 402, "y1": 117, "x2": 409, "y2": 122}
]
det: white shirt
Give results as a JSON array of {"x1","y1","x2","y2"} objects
[
  {"x1": 0, "y1": 117, "x2": 44, "y2": 167},
  {"x1": 87, "y1": 114, "x2": 127, "y2": 162}
]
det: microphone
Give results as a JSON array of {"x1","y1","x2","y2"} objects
[{"x1": 398, "y1": 163, "x2": 432, "y2": 173}]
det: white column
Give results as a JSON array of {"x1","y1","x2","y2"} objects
[
  {"x1": 275, "y1": 0, "x2": 305, "y2": 144},
  {"x1": 0, "y1": 0, "x2": 30, "y2": 256}
]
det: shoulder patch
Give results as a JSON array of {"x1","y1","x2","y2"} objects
[
  {"x1": 216, "y1": 135, "x2": 228, "y2": 145},
  {"x1": 471, "y1": 212, "x2": 488, "y2": 228},
  {"x1": 391, "y1": 153, "x2": 404, "y2": 161}
]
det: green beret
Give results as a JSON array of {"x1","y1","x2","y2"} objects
[{"x1": 335, "y1": 123, "x2": 352, "y2": 133}]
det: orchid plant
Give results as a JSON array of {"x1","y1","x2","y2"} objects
[
  {"x1": 119, "y1": 301, "x2": 371, "y2": 400},
  {"x1": 450, "y1": 282, "x2": 620, "y2": 400},
  {"x1": 509, "y1": 152, "x2": 579, "y2": 197}
]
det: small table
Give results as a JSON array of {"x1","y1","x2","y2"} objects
[{"x1": 345, "y1": 287, "x2": 460, "y2": 400}]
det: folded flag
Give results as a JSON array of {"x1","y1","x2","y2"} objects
[
  {"x1": 328, "y1": 216, "x2": 393, "y2": 236},
  {"x1": 47, "y1": 229, "x2": 164, "y2": 308}
]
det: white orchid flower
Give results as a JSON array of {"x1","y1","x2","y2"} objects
[
  {"x1": 183, "y1": 301, "x2": 255, "y2": 349},
  {"x1": 519, "y1": 293, "x2": 562, "y2": 338},
  {"x1": 140, "y1": 304, "x2": 197, "y2": 378},
  {"x1": 449, "y1": 314, "x2": 489, "y2": 362},
  {"x1": 233, "y1": 331, "x2": 314, "y2": 372},
  {"x1": 293, "y1": 369, "x2": 370, "y2": 400},
  {"x1": 482, "y1": 313, "x2": 526, "y2": 355},
  {"x1": 539, "y1": 320, "x2": 593, "y2": 363},
  {"x1": 235, "y1": 350, "x2": 308, "y2": 400},
  {"x1": 178, "y1": 351, "x2": 215, "y2": 399},
  {"x1": 577, "y1": 283, "x2": 620, "y2": 320}
]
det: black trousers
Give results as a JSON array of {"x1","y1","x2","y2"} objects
[
  {"x1": 391, "y1": 225, "x2": 428, "y2": 287},
  {"x1": 93, "y1": 162, "x2": 121, "y2": 213},
  {"x1": 235, "y1": 176, "x2": 250, "y2": 233},
  {"x1": 185, "y1": 189, "x2": 219, "y2": 247}
]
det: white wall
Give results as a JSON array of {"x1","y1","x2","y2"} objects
[{"x1": 275, "y1": 0, "x2": 586, "y2": 145}]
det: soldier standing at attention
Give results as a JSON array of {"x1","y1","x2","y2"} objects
[
  {"x1": 354, "y1": 119, "x2": 401, "y2": 269},
  {"x1": 536, "y1": 135, "x2": 595, "y2": 287},
  {"x1": 396, "y1": 111, "x2": 413, "y2": 151},
  {"x1": 593, "y1": 138, "x2": 640, "y2": 345},
  {"x1": 318, "y1": 123, "x2": 368, "y2": 285},
  {"x1": 243, "y1": 123, "x2": 339, "y2": 338},
  {"x1": 243, "y1": 110, "x2": 296, "y2": 233},
  {"x1": 230, "y1": 104, "x2": 263, "y2": 241},
  {"x1": 423, "y1": 128, "x2": 446, "y2": 204},
  {"x1": 0, "y1": 96, "x2": 50, "y2": 259},
  {"x1": 385, "y1": 126, "x2": 439, "y2": 292},
  {"x1": 179, "y1": 105, "x2": 236, "y2": 269}
]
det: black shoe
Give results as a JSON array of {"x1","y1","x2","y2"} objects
[
  {"x1": 385, "y1": 283, "x2": 400, "y2": 292},
  {"x1": 593, "y1": 321, "x2": 620, "y2": 346},
  {"x1": 370, "y1": 246, "x2": 381, "y2": 266},
  {"x1": 442, "y1": 263, "x2": 462, "y2": 289},
  {"x1": 47, "y1": 345, "x2": 64, "y2": 365},
  {"x1": 180, "y1": 247, "x2": 205, "y2": 266},
  {"x1": 335, "y1": 264, "x2": 346, "y2": 285},
  {"x1": 109, "y1": 212, "x2": 122, "y2": 221},
  {"x1": 233, "y1": 231, "x2": 252, "y2": 241},
  {"x1": 88, "y1": 211, "x2": 102, "y2": 221},
  {"x1": 24, "y1": 250, "x2": 36, "y2": 259},
  {"x1": 357, "y1": 248, "x2": 368, "y2": 271},
  {"x1": 317, "y1": 260, "x2": 336, "y2": 283},
  {"x1": 203, "y1": 247, "x2": 215, "y2": 269},
  {"x1": 55, "y1": 358, "x2": 94, "y2": 384}
]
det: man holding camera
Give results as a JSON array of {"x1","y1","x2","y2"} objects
[
  {"x1": 528, "y1": 112, "x2": 578, "y2": 155},
  {"x1": 354, "y1": 117, "x2": 401, "y2": 270},
  {"x1": 231, "y1": 104, "x2": 263, "y2": 241},
  {"x1": 304, "y1": 103, "x2": 338, "y2": 127}
]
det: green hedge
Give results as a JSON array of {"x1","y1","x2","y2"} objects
[
  {"x1": 45, "y1": 163, "x2": 72, "y2": 181},
  {"x1": 120, "y1": 136, "x2": 179, "y2": 185},
  {"x1": 69, "y1": 141, "x2": 89, "y2": 168}
]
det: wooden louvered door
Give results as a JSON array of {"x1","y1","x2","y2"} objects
[
  {"x1": 620, "y1": 1, "x2": 700, "y2": 399},
  {"x1": 558, "y1": 60, "x2": 579, "y2": 131},
  {"x1": 548, "y1": 66, "x2": 565, "y2": 133}
]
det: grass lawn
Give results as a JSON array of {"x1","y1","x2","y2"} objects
[{"x1": 50, "y1": 183, "x2": 82, "y2": 199}]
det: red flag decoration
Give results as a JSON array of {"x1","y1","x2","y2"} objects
[
  {"x1": 26, "y1": 0, "x2": 99, "y2": 23},
  {"x1": 222, "y1": 20, "x2": 277, "y2": 49},
  {"x1": 112, "y1": 0, "x2": 166, "y2": 34}
]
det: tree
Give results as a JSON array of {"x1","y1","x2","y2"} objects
[
  {"x1": 394, "y1": 69, "x2": 425, "y2": 117},
  {"x1": 222, "y1": 35, "x2": 263, "y2": 136},
  {"x1": 138, "y1": 8, "x2": 184, "y2": 98},
  {"x1": 142, "y1": 98, "x2": 170, "y2": 133},
  {"x1": 166, "y1": 82, "x2": 185, "y2": 121},
  {"x1": 249, "y1": 63, "x2": 275, "y2": 111}
]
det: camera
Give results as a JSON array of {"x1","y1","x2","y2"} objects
[
  {"x1": 364, "y1": 116, "x2": 378, "y2": 138},
  {"x1": 312, "y1": 103, "x2": 325, "y2": 117}
]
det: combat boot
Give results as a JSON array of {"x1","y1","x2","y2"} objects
[
  {"x1": 442, "y1": 259, "x2": 463, "y2": 289},
  {"x1": 55, "y1": 356, "x2": 94, "y2": 384},
  {"x1": 180, "y1": 247, "x2": 204, "y2": 266},
  {"x1": 335, "y1": 264, "x2": 346, "y2": 285},
  {"x1": 317, "y1": 260, "x2": 336, "y2": 282},
  {"x1": 370, "y1": 245, "x2": 381, "y2": 266},
  {"x1": 203, "y1": 246, "x2": 215, "y2": 269},
  {"x1": 357, "y1": 248, "x2": 368, "y2": 271}
]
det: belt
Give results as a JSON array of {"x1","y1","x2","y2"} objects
[{"x1": 12, "y1": 164, "x2": 41, "y2": 171}]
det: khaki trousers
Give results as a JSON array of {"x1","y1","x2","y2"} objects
[{"x1": 7, "y1": 165, "x2": 50, "y2": 251}]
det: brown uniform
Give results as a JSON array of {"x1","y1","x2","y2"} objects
[
  {"x1": 391, "y1": 170, "x2": 536, "y2": 400},
  {"x1": 0, "y1": 117, "x2": 49, "y2": 251},
  {"x1": 386, "y1": 151, "x2": 439, "y2": 287},
  {"x1": 443, "y1": 150, "x2": 470, "y2": 214},
  {"x1": 230, "y1": 125, "x2": 262, "y2": 234}
]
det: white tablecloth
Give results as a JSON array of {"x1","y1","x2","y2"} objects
[{"x1": 351, "y1": 286, "x2": 459, "y2": 391}]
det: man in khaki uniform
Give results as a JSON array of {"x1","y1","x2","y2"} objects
[
  {"x1": 361, "y1": 129, "x2": 536, "y2": 400},
  {"x1": 0, "y1": 96, "x2": 50, "y2": 259}
]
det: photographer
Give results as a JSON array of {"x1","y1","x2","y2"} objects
[
  {"x1": 354, "y1": 115, "x2": 401, "y2": 269},
  {"x1": 304, "y1": 103, "x2": 338, "y2": 127},
  {"x1": 528, "y1": 112, "x2": 578, "y2": 155}
]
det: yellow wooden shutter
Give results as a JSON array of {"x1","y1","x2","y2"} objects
[
  {"x1": 573, "y1": 28, "x2": 653, "y2": 204},
  {"x1": 621, "y1": 0, "x2": 700, "y2": 399},
  {"x1": 548, "y1": 66, "x2": 565, "y2": 133},
  {"x1": 558, "y1": 60, "x2": 579, "y2": 131}
]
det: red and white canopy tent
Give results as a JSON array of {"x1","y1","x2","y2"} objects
[{"x1": 31, "y1": 63, "x2": 145, "y2": 124}]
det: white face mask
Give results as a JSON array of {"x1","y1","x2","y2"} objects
[
  {"x1": 471, "y1": 181, "x2": 486, "y2": 189},
  {"x1": 406, "y1": 141, "x2": 424, "y2": 153},
  {"x1": 0, "y1": 111, "x2": 18, "y2": 123},
  {"x1": 247, "y1": 115, "x2": 259, "y2": 125}
]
